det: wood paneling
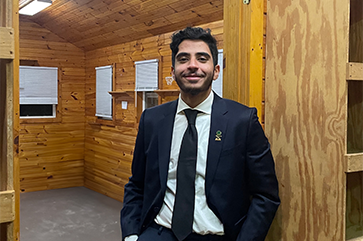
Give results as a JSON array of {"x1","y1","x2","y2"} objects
[
  {"x1": 265, "y1": 0, "x2": 349, "y2": 240},
  {"x1": 19, "y1": 19, "x2": 86, "y2": 192},
  {"x1": 84, "y1": 20, "x2": 223, "y2": 201},
  {"x1": 20, "y1": 0, "x2": 223, "y2": 51}
]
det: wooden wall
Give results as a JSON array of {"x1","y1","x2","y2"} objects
[
  {"x1": 84, "y1": 20, "x2": 223, "y2": 201},
  {"x1": 19, "y1": 18, "x2": 86, "y2": 192},
  {"x1": 265, "y1": 0, "x2": 349, "y2": 240}
]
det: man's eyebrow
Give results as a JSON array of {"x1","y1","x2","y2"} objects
[
  {"x1": 176, "y1": 52, "x2": 190, "y2": 58},
  {"x1": 176, "y1": 52, "x2": 211, "y2": 58}
]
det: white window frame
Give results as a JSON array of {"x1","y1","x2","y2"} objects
[
  {"x1": 95, "y1": 65, "x2": 113, "y2": 120},
  {"x1": 212, "y1": 49, "x2": 223, "y2": 97},
  {"x1": 19, "y1": 66, "x2": 58, "y2": 118}
]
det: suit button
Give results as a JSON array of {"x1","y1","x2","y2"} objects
[{"x1": 154, "y1": 207, "x2": 159, "y2": 212}]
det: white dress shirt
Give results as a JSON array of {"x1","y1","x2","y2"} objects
[
  {"x1": 155, "y1": 91, "x2": 224, "y2": 234},
  {"x1": 125, "y1": 91, "x2": 224, "y2": 241}
]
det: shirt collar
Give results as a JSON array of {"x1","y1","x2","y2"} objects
[{"x1": 177, "y1": 91, "x2": 214, "y2": 115}]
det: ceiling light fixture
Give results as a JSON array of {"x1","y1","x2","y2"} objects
[{"x1": 19, "y1": 0, "x2": 52, "y2": 16}]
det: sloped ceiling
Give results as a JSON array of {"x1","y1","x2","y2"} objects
[{"x1": 20, "y1": 0, "x2": 224, "y2": 51}]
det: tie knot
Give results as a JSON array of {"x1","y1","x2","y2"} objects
[{"x1": 184, "y1": 109, "x2": 198, "y2": 125}]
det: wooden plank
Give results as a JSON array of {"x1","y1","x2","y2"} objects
[
  {"x1": 249, "y1": 0, "x2": 265, "y2": 121},
  {"x1": 0, "y1": 27, "x2": 14, "y2": 59},
  {"x1": 347, "y1": 62, "x2": 363, "y2": 81},
  {"x1": 346, "y1": 153, "x2": 363, "y2": 173},
  {"x1": 0, "y1": 191, "x2": 15, "y2": 223},
  {"x1": 11, "y1": 0, "x2": 20, "y2": 238}
]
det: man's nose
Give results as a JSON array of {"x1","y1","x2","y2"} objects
[{"x1": 187, "y1": 57, "x2": 198, "y2": 70}]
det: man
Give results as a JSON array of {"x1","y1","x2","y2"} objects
[{"x1": 121, "y1": 27, "x2": 280, "y2": 241}]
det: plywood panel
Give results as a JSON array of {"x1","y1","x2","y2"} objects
[
  {"x1": 19, "y1": 19, "x2": 86, "y2": 192},
  {"x1": 84, "y1": 20, "x2": 223, "y2": 201},
  {"x1": 265, "y1": 0, "x2": 349, "y2": 240}
]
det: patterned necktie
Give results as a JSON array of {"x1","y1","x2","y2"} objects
[{"x1": 171, "y1": 109, "x2": 199, "y2": 241}]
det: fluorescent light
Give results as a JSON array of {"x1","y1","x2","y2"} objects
[{"x1": 19, "y1": 0, "x2": 52, "y2": 16}]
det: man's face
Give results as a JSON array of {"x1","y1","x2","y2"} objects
[{"x1": 172, "y1": 40, "x2": 220, "y2": 96}]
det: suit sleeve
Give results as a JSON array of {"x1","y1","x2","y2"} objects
[
  {"x1": 121, "y1": 111, "x2": 147, "y2": 240},
  {"x1": 237, "y1": 108, "x2": 280, "y2": 241}
]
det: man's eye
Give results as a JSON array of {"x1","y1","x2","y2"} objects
[
  {"x1": 198, "y1": 57, "x2": 208, "y2": 62},
  {"x1": 179, "y1": 57, "x2": 188, "y2": 62}
]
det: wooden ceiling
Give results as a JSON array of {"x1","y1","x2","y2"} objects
[{"x1": 19, "y1": 0, "x2": 224, "y2": 51}]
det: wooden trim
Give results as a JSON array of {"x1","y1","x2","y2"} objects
[
  {"x1": 0, "y1": 191, "x2": 15, "y2": 223},
  {"x1": 109, "y1": 90, "x2": 135, "y2": 95},
  {"x1": 347, "y1": 236, "x2": 363, "y2": 241},
  {"x1": 0, "y1": 27, "x2": 14, "y2": 59},
  {"x1": 347, "y1": 62, "x2": 363, "y2": 81},
  {"x1": 249, "y1": 0, "x2": 265, "y2": 120},
  {"x1": 154, "y1": 89, "x2": 179, "y2": 93},
  {"x1": 346, "y1": 153, "x2": 363, "y2": 173}
]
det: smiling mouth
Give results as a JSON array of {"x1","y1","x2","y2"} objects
[{"x1": 183, "y1": 73, "x2": 204, "y2": 81}]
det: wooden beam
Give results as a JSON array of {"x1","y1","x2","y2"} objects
[
  {"x1": 223, "y1": 0, "x2": 265, "y2": 122},
  {"x1": 0, "y1": 27, "x2": 14, "y2": 59},
  {"x1": 346, "y1": 153, "x2": 363, "y2": 173},
  {"x1": 12, "y1": 0, "x2": 20, "y2": 238},
  {"x1": 0, "y1": 191, "x2": 15, "y2": 223}
]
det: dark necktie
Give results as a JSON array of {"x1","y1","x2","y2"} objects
[{"x1": 171, "y1": 109, "x2": 199, "y2": 241}]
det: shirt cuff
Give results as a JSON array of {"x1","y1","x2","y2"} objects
[{"x1": 124, "y1": 235, "x2": 138, "y2": 241}]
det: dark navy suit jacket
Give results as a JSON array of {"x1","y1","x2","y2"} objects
[{"x1": 121, "y1": 93, "x2": 280, "y2": 241}]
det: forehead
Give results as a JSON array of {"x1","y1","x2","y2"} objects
[{"x1": 177, "y1": 40, "x2": 211, "y2": 55}]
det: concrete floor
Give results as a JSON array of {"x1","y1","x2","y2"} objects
[{"x1": 20, "y1": 187, "x2": 123, "y2": 241}]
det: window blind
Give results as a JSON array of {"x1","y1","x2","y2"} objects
[
  {"x1": 95, "y1": 65, "x2": 113, "y2": 119},
  {"x1": 212, "y1": 49, "x2": 223, "y2": 97},
  {"x1": 19, "y1": 66, "x2": 58, "y2": 104},
  {"x1": 135, "y1": 59, "x2": 159, "y2": 91}
]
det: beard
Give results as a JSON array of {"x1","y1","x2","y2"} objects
[{"x1": 174, "y1": 71, "x2": 214, "y2": 96}]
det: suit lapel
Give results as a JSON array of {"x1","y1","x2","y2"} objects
[
  {"x1": 158, "y1": 100, "x2": 178, "y2": 190},
  {"x1": 205, "y1": 94, "x2": 228, "y2": 196}
]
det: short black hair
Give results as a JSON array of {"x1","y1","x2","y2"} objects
[{"x1": 170, "y1": 27, "x2": 218, "y2": 67}]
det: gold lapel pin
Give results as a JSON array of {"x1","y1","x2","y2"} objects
[{"x1": 215, "y1": 130, "x2": 222, "y2": 141}]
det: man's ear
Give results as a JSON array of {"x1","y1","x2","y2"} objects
[
  {"x1": 171, "y1": 66, "x2": 175, "y2": 79},
  {"x1": 213, "y1": 64, "x2": 220, "y2": 80}
]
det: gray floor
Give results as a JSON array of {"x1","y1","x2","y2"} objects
[{"x1": 20, "y1": 187, "x2": 123, "y2": 241}]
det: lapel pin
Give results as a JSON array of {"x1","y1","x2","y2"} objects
[{"x1": 215, "y1": 130, "x2": 222, "y2": 141}]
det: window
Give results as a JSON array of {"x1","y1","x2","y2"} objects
[
  {"x1": 135, "y1": 59, "x2": 159, "y2": 91},
  {"x1": 135, "y1": 59, "x2": 159, "y2": 112},
  {"x1": 19, "y1": 66, "x2": 58, "y2": 118},
  {"x1": 143, "y1": 91, "x2": 158, "y2": 110},
  {"x1": 95, "y1": 65, "x2": 113, "y2": 120},
  {"x1": 212, "y1": 49, "x2": 223, "y2": 97}
]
